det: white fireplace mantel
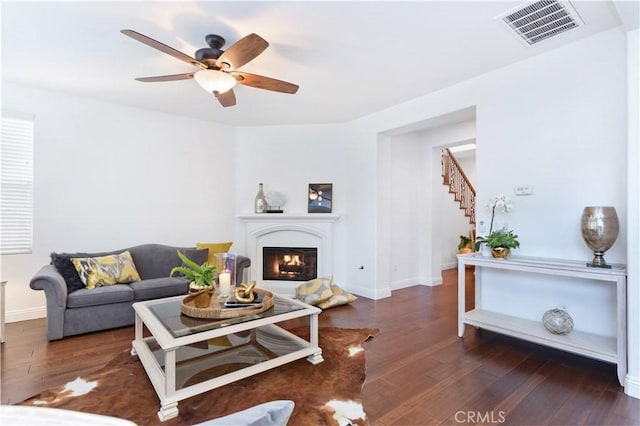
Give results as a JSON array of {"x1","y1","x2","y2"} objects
[
  {"x1": 238, "y1": 214, "x2": 341, "y2": 223},
  {"x1": 238, "y1": 214, "x2": 341, "y2": 296}
]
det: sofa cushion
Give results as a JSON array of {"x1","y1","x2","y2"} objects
[
  {"x1": 128, "y1": 245, "x2": 208, "y2": 279},
  {"x1": 51, "y1": 248, "x2": 134, "y2": 293},
  {"x1": 50, "y1": 253, "x2": 89, "y2": 294},
  {"x1": 71, "y1": 251, "x2": 142, "y2": 290},
  {"x1": 196, "y1": 242, "x2": 233, "y2": 265},
  {"x1": 130, "y1": 277, "x2": 189, "y2": 301},
  {"x1": 67, "y1": 284, "x2": 134, "y2": 308}
]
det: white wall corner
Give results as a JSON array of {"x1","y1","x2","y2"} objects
[
  {"x1": 613, "y1": 0, "x2": 640, "y2": 32},
  {"x1": 350, "y1": 283, "x2": 391, "y2": 300},
  {"x1": 625, "y1": 374, "x2": 640, "y2": 399},
  {"x1": 420, "y1": 274, "x2": 443, "y2": 287}
]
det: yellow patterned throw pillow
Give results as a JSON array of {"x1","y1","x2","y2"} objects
[
  {"x1": 317, "y1": 284, "x2": 358, "y2": 309},
  {"x1": 71, "y1": 251, "x2": 141, "y2": 290},
  {"x1": 295, "y1": 276, "x2": 334, "y2": 305},
  {"x1": 196, "y1": 242, "x2": 233, "y2": 265}
]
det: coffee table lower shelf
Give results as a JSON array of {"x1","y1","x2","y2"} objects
[{"x1": 132, "y1": 323, "x2": 322, "y2": 421}]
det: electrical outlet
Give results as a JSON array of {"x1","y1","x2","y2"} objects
[{"x1": 478, "y1": 220, "x2": 486, "y2": 233}]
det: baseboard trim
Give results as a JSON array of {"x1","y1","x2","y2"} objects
[
  {"x1": 430, "y1": 275, "x2": 444, "y2": 286},
  {"x1": 625, "y1": 373, "x2": 640, "y2": 399},
  {"x1": 6, "y1": 307, "x2": 46, "y2": 323},
  {"x1": 350, "y1": 283, "x2": 390, "y2": 300},
  {"x1": 418, "y1": 275, "x2": 443, "y2": 287},
  {"x1": 441, "y1": 261, "x2": 457, "y2": 270},
  {"x1": 390, "y1": 278, "x2": 418, "y2": 291}
]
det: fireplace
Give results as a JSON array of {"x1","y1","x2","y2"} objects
[
  {"x1": 263, "y1": 247, "x2": 317, "y2": 281},
  {"x1": 239, "y1": 214, "x2": 339, "y2": 296}
]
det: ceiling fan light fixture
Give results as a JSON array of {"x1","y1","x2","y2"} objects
[{"x1": 194, "y1": 69, "x2": 236, "y2": 94}]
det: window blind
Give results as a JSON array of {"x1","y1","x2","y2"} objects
[{"x1": 1, "y1": 112, "x2": 34, "y2": 255}]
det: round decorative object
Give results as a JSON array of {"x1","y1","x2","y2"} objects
[
  {"x1": 265, "y1": 191, "x2": 286, "y2": 210},
  {"x1": 542, "y1": 308, "x2": 574, "y2": 335},
  {"x1": 581, "y1": 206, "x2": 619, "y2": 268},
  {"x1": 491, "y1": 247, "x2": 510, "y2": 259}
]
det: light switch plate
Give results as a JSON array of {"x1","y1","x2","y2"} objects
[{"x1": 514, "y1": 185, "x2": 533, "y2": 196}]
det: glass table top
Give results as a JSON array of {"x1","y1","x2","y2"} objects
[{"x1": 147, "y1": 295, "x2": 306, "y2": 339}]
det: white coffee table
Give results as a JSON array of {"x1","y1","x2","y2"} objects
[{"x1": 131, "y1": 293, "x2": 323, "y2": 421}]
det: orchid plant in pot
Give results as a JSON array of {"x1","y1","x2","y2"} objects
[{"x1": 475, "y1": 194, "x2": 520, "y2": 258}]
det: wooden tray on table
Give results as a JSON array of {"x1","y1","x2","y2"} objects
[{"x1": 180, "y1": 288, "x2": 274, "y2": 319}]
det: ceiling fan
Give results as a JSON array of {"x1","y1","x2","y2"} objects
[{"x1": 121, "y1": 29, "x2": 299, "y2": 107}]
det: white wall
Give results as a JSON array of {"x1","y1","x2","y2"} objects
[
  {"x1": 625, "y1": 27, "x2": 639, "y2": 399},
  {"x1": 0, "y1": 82, "x2": 236, "y2": 321},
  {"x1": 389, "y1": 133, "x2": 421, "y2": 288}
]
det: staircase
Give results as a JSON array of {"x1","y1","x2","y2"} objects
[{"x1": 441, "y1": 148, "x2": 475, "y2": 225}]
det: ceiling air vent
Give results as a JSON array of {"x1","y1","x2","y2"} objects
[{"x1": 499, "y1": 0, "x2": 584, "y2": 45}]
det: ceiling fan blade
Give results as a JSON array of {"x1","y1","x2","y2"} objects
[
  {"x1": 135, "y1": 73, "x2": 195, "y2": 82},
  {"x1": 231, "y1": 72, "x2": 299, "y2": 94},
  {"x1": 214, "y1": 89, "x2": 237, "y2": 107},
  {"x1": 121, "y1": 29, "x2": 206, "y2": 69},
  {"x1": 216, "y1": 33, "x2": 268, "y2": 71}
]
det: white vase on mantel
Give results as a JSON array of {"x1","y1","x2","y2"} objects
[{"x1": 481, "y1": 244, "x2": 491, "y2": 257}]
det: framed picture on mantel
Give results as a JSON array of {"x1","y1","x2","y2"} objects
[{"x1": 308, "y1": 183, "x2": 332, "y2": 213}]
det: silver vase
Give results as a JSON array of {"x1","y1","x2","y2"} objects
[{"x1": 581, "y1": 206, "x2": 619, "y2": 268}]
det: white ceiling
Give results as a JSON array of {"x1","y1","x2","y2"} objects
[{"x1": 1, "y1": 1, "x2": 629, "y2": 127}]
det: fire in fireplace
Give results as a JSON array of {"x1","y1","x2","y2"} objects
[{"x1": 262, "y1": 247, "x2": 317, "y2": 281}]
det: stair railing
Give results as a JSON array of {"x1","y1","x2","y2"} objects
[{"x1": 441, "y1": 148, "x2": 476, "y2": 224}]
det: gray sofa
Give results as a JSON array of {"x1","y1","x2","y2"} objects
[{"x1": 30, "y1": 243, "x2": 250, "y2": 341}]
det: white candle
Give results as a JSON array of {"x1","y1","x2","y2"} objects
[{"x1": 219, "y1": 271, "x2": 231, "y2": 296}]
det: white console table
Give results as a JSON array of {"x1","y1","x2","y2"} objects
[{"x1": 457, "y1": 254, "x2": 627, "y2": 386}]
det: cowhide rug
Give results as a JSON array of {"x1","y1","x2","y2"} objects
[{"x1": 20, "y1": 327, "x2": 379, "y2": 425}]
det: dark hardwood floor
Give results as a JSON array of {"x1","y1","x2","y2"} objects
[{"x1": 1, "y1": 268, "x2": 638, "y2": 425}]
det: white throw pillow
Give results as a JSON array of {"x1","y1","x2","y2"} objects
[{"x1": 193, "y1": 400, "x2": 295, "y2": 426}]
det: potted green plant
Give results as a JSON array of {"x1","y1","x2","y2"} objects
[
  {"x1": 170, "y1": 250, "x2": 217, "y2": 307},
  {"x1": 475, "y1": 228, "x2": 520, "y2": 258},
  {"x1": 457, "y1": 235, "x2": 473, "y2": 254}
]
